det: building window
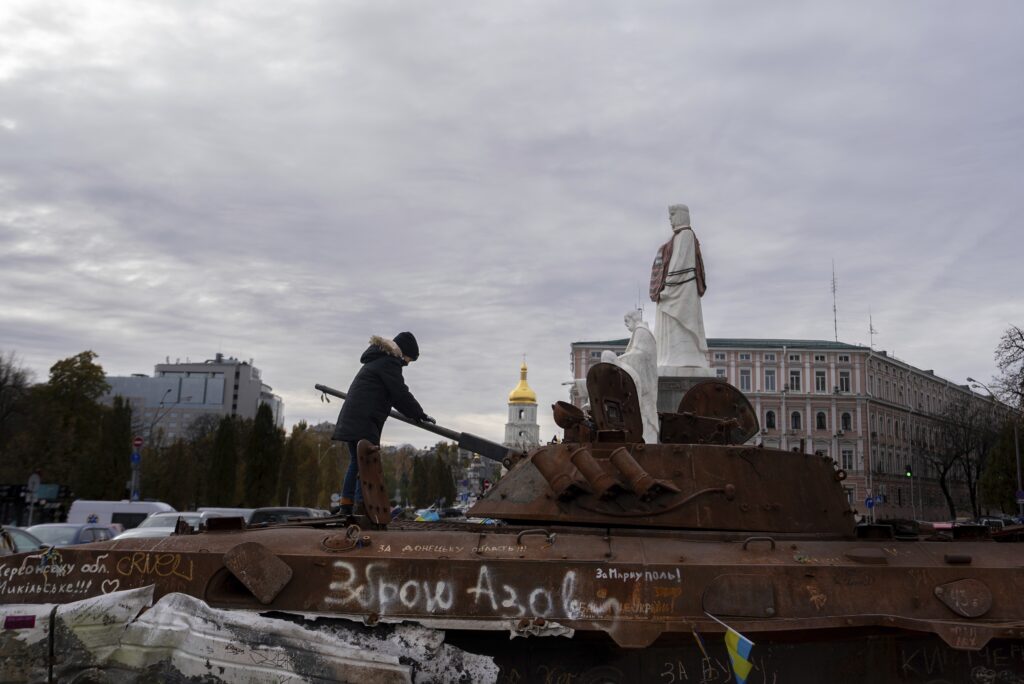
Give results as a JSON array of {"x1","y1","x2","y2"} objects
[
  {"x1": 790, "y1": 411, "x2": 802, "y2": 430},
  {"x1": 739, "y1": 353, "x2": 751, "y2": 361},
  {"x1": 788, "y1": 370, "x2": 801, "y2": 392},
  {"x1": 789, "y1": 353, "x2": 801, "y2": 362},
  {"x1": 590, "y1": 351, "x2": 602, "y2": 359},
  {"x1": 764, "y1": 369, "x2": 776, "y2": 391},
  {"x1": 841, "y1": 412, "x2": 852, "y2": 432},
  {"x1": 814, "y1": 354, "x2": 826, "y2": 362},
  {"x1": 816, "y1": 411, "x2": 827, "y2": 430},
  {"x1": 838, "y1": 354, "x2": 850, "y2": 362},
  {"x1": 815, "y1": 370, "x2": 827, "y2": 393},
  {"x1": 716, "y1": 368, "x2": 726, "y2": 379},
  {"x1": 518, "y1": 409, "x2": 525, "y2": 419},
  {"x1": 765, "y1": 411, "x2": 776, "y2": 429},
  {"x1": 714, "y1": 352, "x2": 726, "y2": 361},
  {"x1": 839, "y1": 370, "x2": 851, "y2": 393},
  {"x1": 739, "y1": 369, "x2": 751, "y2": 391},
  {"x1": 764, "y1": 353, "x2": 776, "y2": 361},
  {"x1": 841, "y1": 448, "x2": 854, "y2": 471}
]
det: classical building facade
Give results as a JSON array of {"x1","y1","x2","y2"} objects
[
  {"x1": 504, "y1": 361, "x2": 540, "y2": 452},
  {"x1": 571, "y1": 337, "x2": 975, "y2": 520},
  {"x1": 104, "y1": 353, "x2": 284, "y2": 443}
]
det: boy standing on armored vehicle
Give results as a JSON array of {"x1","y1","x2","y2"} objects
[{"x1": 332, "y1": 332, "x2": 434, "y2": 515}]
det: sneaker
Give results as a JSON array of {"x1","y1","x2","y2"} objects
[{"x1": 338, "y1": 504, "x2": 353, "y2": 516}]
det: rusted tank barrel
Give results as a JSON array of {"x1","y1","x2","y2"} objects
[
  {"x1": 570, "y1": 447, "x2": 622, "y2": 500},
  {"x1": 532, "y1": 446, "x2": 588, "y2": 500},
  {"x1": 609, "y1": 447, "x2": 660, "y2": 500}
]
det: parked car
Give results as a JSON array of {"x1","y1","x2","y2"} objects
[
  {"x1": 248, "y1": 507, "x2": 325, "y2": 525},
  {"x1": 113, "y1": 511, "x2": 220, "y2": 540},
  {"x1": 67, "y1": 500, "x2": 176, "y2": 530},
  {"x1": 1, "y1": 526, "x2": 43, "y2": 556},
  {"x1": 27, "y1": 523, "x2": 116, "y2": 547},
  {"x1": 974, "y1": 516, "x2": 1007, "y2": 530}
]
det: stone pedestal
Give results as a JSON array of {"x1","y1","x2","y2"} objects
[
  {"x1": 657, "y1": 375, "x2": 710, "y2": 413},
  {"x1": 656, "y1": 366, "x2": 716, "y2": 413}
]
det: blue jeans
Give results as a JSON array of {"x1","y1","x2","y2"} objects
[{"x1": 341, "y1": 440, "x2": 362, "y2": 504}]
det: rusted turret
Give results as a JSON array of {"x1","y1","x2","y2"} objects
[{"x1": 470, "y1": 364, "x2": 854, "y2": 535}]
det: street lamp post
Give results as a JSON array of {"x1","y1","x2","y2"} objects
[
  {"x1": 132, "y1": 388, "x2": 190, "y2": 502},
  {"x1": 315, "y1": 440, "x2": 339, "y2": 466},
  {"x1": 967, "y1": 377, "x2": 1023, "y2": 517}
]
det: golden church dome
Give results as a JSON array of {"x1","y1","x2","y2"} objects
[{"x1": 508, "y1": 361, "x2": 537, "y2": 404}]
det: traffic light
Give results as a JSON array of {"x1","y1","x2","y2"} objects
[{"x1": 905, "y1": 464, "x2": 913, "y2": 478}]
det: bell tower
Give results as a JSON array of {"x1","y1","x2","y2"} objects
[{"x1": 504, "y1": 360, "x2": 540, "y2": 451}]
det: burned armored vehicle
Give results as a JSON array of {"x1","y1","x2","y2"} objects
[{"x1": 1, "y1": 365, "x2": 1022, "y2": 683}]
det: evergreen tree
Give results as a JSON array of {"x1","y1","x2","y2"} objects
[
  {"x1": 429, "y1": 452, "x2": 456, "y2": 507},
  {"x1": 318, "y1": 444, "x2": 343, "y2": 509},
  {"x1": 184, "y1": 414, "x2": 221, "y2": 507},
  {"x1": 410, "y1": 456, "x2": 429, "y2": 507},
  {"x1": 277, "y1": 426, "x2": 301, "y2": 507},
  {"x1": 208, "y1": 416, "x2": 239, "y2": 506},
  {"x1": 74, "y1": 396, "x2": 133, "y2": 500},
  {"x1": 243, "y1": 403, "x2": 285, "y2": 507},
  {"x1": 147, "y1": 439, "x2": 198, "y2": 510}
]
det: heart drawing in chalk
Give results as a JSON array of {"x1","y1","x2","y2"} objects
[{"x1": 101, "y1": 579, "x2": 120, "y2": 594}]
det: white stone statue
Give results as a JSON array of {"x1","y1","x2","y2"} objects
[
  {"x1": 562, "y1": 379, "x2": 589, "y2": 410},
  {"x1": 650, "y1": 204, "x2": 713, "y2": 376},
  {"x1": 603, "y1": 309, "x2": 660, "y2": 443}
]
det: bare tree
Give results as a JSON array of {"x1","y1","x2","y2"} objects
[
  {"x1": 0, "y1": 351, "x2": 33, "y2": 447},
  {"x1": 994, "y1": 325, "x2": 1024, "y2": 409},
  {"x1": 931, "y1": 395, "x2": 1001, "y2": 519},
  {"x1": 922, "y1": 412, "x2": 968, "y2": 520}
]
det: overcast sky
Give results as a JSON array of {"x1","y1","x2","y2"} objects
[{"x1": 2, "y1": 1, "x2": 1022, "y2": 447}]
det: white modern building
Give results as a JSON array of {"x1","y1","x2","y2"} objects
[{"x1": 104, "y1": 353, "x2": 284, "y2": 443}]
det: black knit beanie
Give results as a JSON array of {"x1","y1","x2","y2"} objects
[{"x1": 393, "y1": 331, "x2": 419, "y2": 360}]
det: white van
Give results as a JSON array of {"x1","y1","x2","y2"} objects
[{"x1": 67, "y1": 500, "x2": 176, "y2": 530}]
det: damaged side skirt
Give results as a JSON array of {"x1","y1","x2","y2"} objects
[{"x1": 0, "y1": 586, "x2": 498, "y2": 684}]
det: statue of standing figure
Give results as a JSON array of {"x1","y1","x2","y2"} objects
[
  {"x1": 650, "y1": 204, "x2": 712, "y2": 375},
  {"x1": 600, "y1": 309, "x2": 660, "y2": 443}
]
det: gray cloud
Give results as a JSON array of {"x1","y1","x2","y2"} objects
[{"x1": 1, "y1": 1, "x2": 1022, "y2": 446}]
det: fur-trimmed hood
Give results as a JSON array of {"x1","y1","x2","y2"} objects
[
  {"x1": 359, "y1": 335, "x2": 407, "y2": 365},
  {"x1": 367, "y1": 335, "x2": 403, "y2": 358},
  {"x1": 335, "y1": 334, "x2": 426, "y2": 443}
]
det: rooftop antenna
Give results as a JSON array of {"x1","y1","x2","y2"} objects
[
  {"x1": 831, "y1": 260, "x2": 839, "y2": 342},
  {"x1": 869, "y1": 309, "x2": 878, "y2": 350}
]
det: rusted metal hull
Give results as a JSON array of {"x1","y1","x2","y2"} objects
[
  {"x1": 469, "y1": 632, "x2": 1024, "y2": 683},
  {"x1": 471, "y1": 442, "x2": 858, "y2": 534},
  {"x1": 2, "y1": 523, "x2": 1022, "y2": 656}
]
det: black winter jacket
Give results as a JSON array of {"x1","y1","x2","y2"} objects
[{"x1": 332, "y1": 336, "x2": 426, "y2": 443}]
